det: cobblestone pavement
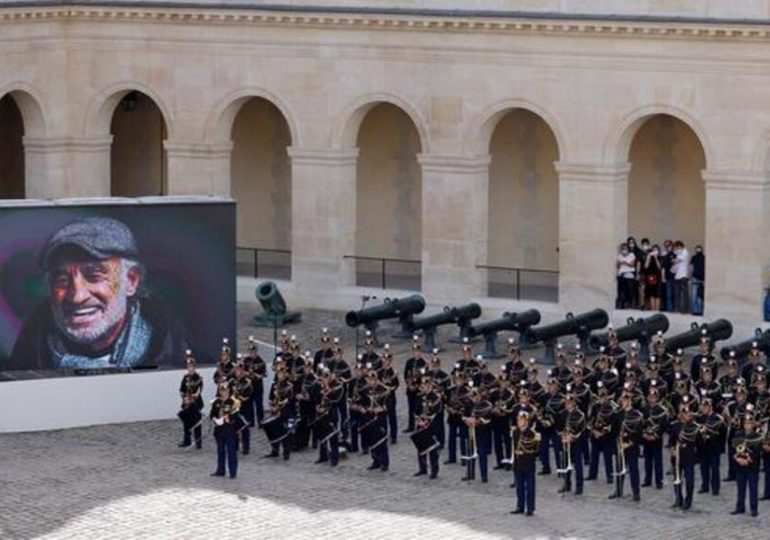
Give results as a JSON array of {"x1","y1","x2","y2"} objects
[{"x1": 1, "y1": 305, "x2": 768, "y2": 539}]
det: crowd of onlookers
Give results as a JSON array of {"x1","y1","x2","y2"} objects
[{"x1": 616, "y1": 237, "x2": 705, "y2": 315}]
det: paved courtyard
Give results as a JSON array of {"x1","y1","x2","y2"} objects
[{"x1": 1, "y1": 305, "x2": 768, "y2": 539}]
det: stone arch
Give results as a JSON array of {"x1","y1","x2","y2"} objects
[
  {"x1": 333, "y1": 92, "x2": 429, "y2": 153},
  {"x1": 467, "y1": 99, "x2": 567, "y2": 160},
  {"x1": 206, "y1": 87, "x2": 300, "y2": 146},
  {"x1": 0, "y1": 83, "x2": 47, "y2": 138},
  {"x1": 605, "y1": 104, "x2": 713, "y2": 169},
  {"x1": 84, "y1": 81, "x2": 173, "y2": 139}
]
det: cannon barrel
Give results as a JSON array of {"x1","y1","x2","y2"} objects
[
  {"x1": 468, "y1": 309, "x2": 541, "y2": 338},
  {"x1": 589, "y1": 314, "x2": 669, "y2": 350},
  {"x1": 525, "y1": 309, "x2": 609, "y2": 344},
  {"x1": 410, "y1": 303, "x2": 481, "y2": 332},
  {"x1": 345, "y1": 294, "x2": 426, "y2": 328},
  {"x1": 720, "y1": 328, "x2": 770, "y2": 360},
  {"x1": 257, "y1": 281, "x2": 287, "y2": 315},
  {"x1": 664, "y1": 319, "x2": 733, "y2": 354}
]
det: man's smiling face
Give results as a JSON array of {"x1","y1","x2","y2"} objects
[{"x1": 47, "y1": 251, "x2": 140, "y2": 349}]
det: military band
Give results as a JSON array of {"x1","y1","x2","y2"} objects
[{"x1": 177, "y1": 329, "x2": 770, "y2": 519}]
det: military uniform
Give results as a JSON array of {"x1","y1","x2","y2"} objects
[
  {"x1": 462, "y1": 390, "x2": 492, "y2": 482},
  {"x1": 537, "y1": 382, "x2": 565, "y2": 475},
  {"x1": 403, "y1": 347, "x2": 427, "y2": 432},
  {"x1": 510, "y1": 413, "x2": 541, "y2": 517},
  {"x1": 178, "y1": 365, "x2": 203, "y2": 449},
  {"x1": 210, "y1": 392, "x2": 240, "y2": 478},
  {"x1": 414, "y1": 383, "x2": 442, "y2": 478},
  {"x1": 232, "y1": 369, "x2": 254, "y2": 454},
  {"x1": 669, "y1": 398, "x2": 699, "y2": 510},
  {"x1": 732, "y1": 417, "x2": 762, "y2": 516}
]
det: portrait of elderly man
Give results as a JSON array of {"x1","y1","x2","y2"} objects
[{"x1": 9, "y1": 217, "x2": 191, "y2": 370}]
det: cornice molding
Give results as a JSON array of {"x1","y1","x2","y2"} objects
[{"x1": 3, "y1": 5, "x2": 770, "y2": 43}]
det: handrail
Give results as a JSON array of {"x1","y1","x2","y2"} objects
[
  {"x1": 236, "y1": 247, "x2": 291, "y2": 279},
  {"x1": 343, "y1": 254, "x2": 421, "y2": 290}
]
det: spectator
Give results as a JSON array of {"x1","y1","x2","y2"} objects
[
  {"x1": 626, "y1": 237, "x2": 643, "y2": 308},
  {"x1": 672, "y1": 240, "x2": 690, "y2": 314},
  {"x1": 661, "y1": 240, "x2": 676, "y2": 312},
  {"x1": 643, "y1": 244, "x2": 663, "y2": 312},
  {"x1": 617, "y1": 243, "x2": 636, "y2": 309},
  {"x1": 638, "y1": 238, "x2": 651, "y2": 309},
  {"x1": 690, "y1": 245, "x2": 705, "y2": 315}
]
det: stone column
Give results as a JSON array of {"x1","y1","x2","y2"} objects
[
  {"x1": 288, "y1": 147, "x2": 358, "y2": 302},
  {"x1": 555, "y1": 162, "x2": 631, "y2": 312},
  {"x1": 418, "y1": 154, "x2": 490, "y2": 304},
  {"x1": 165, "y1": 141, "x2": 233, "y2": 196},
  {"x1": 702, "y1": 170, "x2": 770, "y2": 325},
  {"x1": 23, "y1": 136, "x2": 112, "y2": 199}
]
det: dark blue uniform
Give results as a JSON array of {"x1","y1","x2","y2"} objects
[
  {"x1": 612, "y1": 407, "x2": 643, "y2": 500},
  {"x1": 210, "y1": 396, "x2": 239, "y2": 478},
  {"x1": 696, "y1": 411, "x2": 726, "y2": 495},
  {"x1": 178, "y1": 371, "x2": 203, "y2": 448},
  {"x1": 511, "y1": 426, "x2": 540, "y2": 516},
  {"x1": 641, "y1": 402, "x2": 668, "y2": 489},
  {"x1": 403, "y1": 354, "x2": 427, "y2": 432},
  {"x1": 445, "y1": 383, "x2": 471, "y2": 464},
  {"x1": 732, "y1": 428, "x2": 762, "y2": 516},
  {"x1": 462, "y1": 397, "x2": 492, "y2": 482},
  {"x1": 414, "y1": 387, "x2": 442, "y2": 477},
  {"x1": 669, "y1": 419, "x2": 699, "y2": 510},
  {"x1": 245, "y1": 352, "x2": 266, "y2": 425},
  {"x1": 232, "y1": 374, "x2": 253, "y2": 454}
]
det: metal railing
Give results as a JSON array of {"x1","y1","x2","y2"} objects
[
  {"x1": 477, "y1": 264, "x2": 559, "y2": 302},
  {"x1": 344, "y1": 255, "x2": 422, "y2": 291},
  {"x1": 236, "y1": 247, "x2": 291, "y2": 280}
]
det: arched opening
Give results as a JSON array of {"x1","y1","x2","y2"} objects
[
  {"x1": 0, "y1": 94, "x2": 25, "y2": 199},
  {"x1": 230, "y1": 97, "x2": 292, "y2": 280},
  {"x1": 487, "y1": 108, "x2": 559, "y2": 302},
  {"x1": 624, "y1": 114, "x2": 706, "y2": 313},
  {"x1": 354, "y1": 102, "x2": 422, "y2": 291},
  {"x1": 110, "y1": 91, "x2": 167, "y2": 197}
]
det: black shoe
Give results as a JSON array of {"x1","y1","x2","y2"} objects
[
  {"x1": 263, "y1": 452, "x2": 279, "y2": 458},
  {"x1": 656, "y1": 484, "x2": 663, "y2": 490},
  {"x1": 195, "y1": 445, "x2": 202, "y2": 450},
  {"x1": 730, "y1": 509, "x2": 745, "y2": 515},
  {"x1": 283, "y1": 454, "x2": 290, "y2": 461},
  {"x1": 390, "y1": 439, "x2": 397, "y2": 445},
  {"x1": 242, "y1": 450, "x2": 250, "y2": 456},
  {"x1": 608, "y1": 493, "x2": 620, "y2": 499},
  {"x1": 413, "y1": 470, "x2": 427, "y2": 477},
  {"x1": 558, "y1": 486, "x2": 570, "y2": 494},
  {"x1": 178, "y1": 442, "x2": 190, "y2": 448},
  {"x1": 229, "y1": 474, "x2": 237, "y2": 479},
  {"x1": 525, "y1": 511, "x2": 534, "y2": 517},
  {"x1": 505, "y1": 464, "x2": 512, "y2": 471},
  {"x1": 751, "y1": 511, "x2": 758, "y2": 517},
  {"x1": 429, "y1": 472, "x2": 438, "y2": 479},
  {"x1": 493, "y1": 464, "x2": 505, "y2": 470},
  {"x1": 682, "y1": 504, "x2": 691, "y2": 511},
  {"x1": 538, "y1": 470, "x2": 551, "y2": 475},
  {"x1": 367, "y1": 463, "x2": 380, "y2": 470},
  {"x1": 380, "y1": 465, "x2": 389, "y2": 472},
  {"x1": 633, "y1": 495, "x2": 640, "y2": 502},
  {"x1": 712, "y1": 491, "x2": 719, "y2": 496},
  {"x1": 510, "y1": 509, "x2": 524, "y2": 515},
  {"x1": 210, "y1": 472, "x2": 225, "y2": 477},
  {"x1": 641, "y1": 481, "x2": 651, "y2": 487},
  {"x1": 586, "y1": 476, "x2": 597, "y2": 481},
  {"x1": 403, "y1": 428, "x2": 414, "y2": 433},
  {"x1": 509, "y1": 483, "x2": 516, "y2": 488},
  {"x1": 314, "y1": 458, "x2": 328, "y2": 464},
  {"x1": 481, "y1": 478, "x2": 488, "y2": 483},
  {"x1": 724, "y1": 477, "x2": 735, "y2": 482},
  {"x1": 575, "y1": 489, "x2": 583, "y2": 495},
  {"x1": 444, "y1": 460, "x2": 456, "y2": 465},
  {"x1": 698, "y1": 488, "x2": 709, "y2": 494},
  {"x1": 461, "y1": 475, "x2": 471, "y2": 481},
  {"x1": 760, "y1": 495, "x2": 770, "y2": 500}
]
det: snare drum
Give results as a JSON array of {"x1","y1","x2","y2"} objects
[
  {"x1": 359, "y1": 419, "x2": 388, "y2": 450},
  {"x1": 261, "y1": 415, "x2": 289, "y2": 444},
  {"x1": 410, "y1": 428, "x2": 440, "y2": 456},
  {"x1": 315, "y1": 419, "x2": 339, "y2": 444}
]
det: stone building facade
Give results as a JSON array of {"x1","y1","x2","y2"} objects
[{"x1": 1, "y1": 1, "x2": 770, "y2": 331}]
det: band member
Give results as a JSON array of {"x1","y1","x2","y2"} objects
[
  {"x1": 314, "y1": 369, "x2": 344, "y2": 466},
  {"x1": 762, "y1": 413, "x2": 770, "y2": 501},
  {"x1": 732, "y1": 409, "x2": 762, "y2": 517},
  {"x1": 537, "y1": 377, "x2": 565, "y2": 475},
  {"x1": 210, "y1": 383, "x2": 240, "y2": 478},
  {"x1": 557, "y1": 390, "x2": 586, "y2": 495},
  {"x1": 428, "y1": 352, "x2": 450, "y2": 449},
  {"x1": 695, "y1": 366, "x2": 723, "y2": 413},
  {"x1": 691, "y1": 335, "x2": 718, "y2": 383},
  {"x1": 293, "y1": 354, "x2": 316, "y2": 451},
  {"x1": 413, "y1": 377, "x2": 442, "y2": 478},
  {"x1": 510, "y1": 411, "x2": 541, "y2": 517},
  {"x1": 379, "y1": 350, "x2": 400, "y2": 444},
  {"x1": 651, "y1": 332, "x2": 674, "y2": 382},
  {"x1": 330, "y1": 343, "x2": 352, "y2": 444},
  {"x1": 670, "y1": 396, "x2": 699, "y2": 510},
  {"x1": 741, "y1": 342, "x2": 767, "y2": 382},
  {"x1": 551, "y1": 345, "x2": 572, "y2": 391},
  {"x1": 587, "y1": 383, "x2": 617, "y2": 484},
  {"x1": 232, "y1": 360, "x2": 254, "y2": 454},
  {"x1": 504, "y1": 339, "x2": 527, "y2": 384},
  {"x1": 610, "y1": 392, "x2": 643, "y2": 501},
  {"x1": 604, "y1": 328, "x2": 628, "y2": 375},
  {"x1": 313, "y1": 328, "x2": 334, "y2": 369},
  {"x1": 264, "y1": 367, "x2": 294, "y2": 460},
  {"x1": 720, "y1": 354, "x2": 741, "y2": 403},
  {"x1": 696, "y1": 397, "x2": 726, "y2": 495},
  {"x1": 724, "y1": 384, "x2": 750, "y2": 482},
  {"x1": 362, "y1": 372, "x2": 390, "y2": 472},
  {"x1": 244, "y1": 336, "x2": 267, "y2": 425},
  {"x1": 360, "y1": 333, "x2": 382, "y2": 370},
  {"x1": 178, "y1": 353, "x2": 203, "y2": 449},
  {"x1": 490, "y1": 372, "x2": 515, "y2": 470},
  {"x1": 348, "y1": 362, "x2": 370, "y2": 454},
  {"x1": 403, "y1": 337, "x2": 427, "y2": 433},
  {"x1": 214, "y1": 338, "x2": 235, "y2": 386},
  {"x1": 641, "y1": 388, "x2": 668, "y2": 489},
  {"x1": 445, "y1": 371, "x2": 471, "y2": 464},
  {"x1": 462, "y1": 383, "x2": 492, "y2": 483}
]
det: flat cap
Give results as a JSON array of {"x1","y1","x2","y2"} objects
[{"x1": 41, "y1": 217, "x2": 138, "y2": 269}]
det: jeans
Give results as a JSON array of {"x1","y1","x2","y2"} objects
[
  {"x1": 675, "y1": 278, "x2": 690, "y2": 314},
  {"x1": 690, "y1": 279, "x2": 704, "y2": 315}
]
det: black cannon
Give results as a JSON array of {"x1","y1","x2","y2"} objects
[
  {"x1": 253, "y1": 281, "x2": 302, "y2": 327},
  {"x1": 467, "y1": 309, "x2": 541, "y2": 359},
  {"x1": 409, "y1": 303, "x2": 482, "y2": 351},
  {"x1": 345, "y1": 294, "x2": 426, "y2": 341},
  {"x1": 447, "y1": 303, "x2": 484, "y2": 344},
  {"x1": 664, "y1": 319, "x2": 733, "y2": 354},
  {"x1": 720, "y1": 328, "x2": 770, "y2": 361},
  {"x1": 589, "y1": 314, "x2": 669, "y2": 360},
  {"x1": 524, "y1": 309, "x2": 609, "y2": 364}
]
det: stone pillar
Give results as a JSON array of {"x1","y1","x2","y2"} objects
[
  {"x1": 288, "y1": 147, "x2": 358, "y2": 301},
  {"x1": 702, "y1": 170, "x2": 769, "y2": 325},
  {"x1": 165, "y1": 141, "x2": 232, "y2": 196},
  {"x1": 23, "y1": 136, "x2": 112, "y2": 199},
  {"x1": 418, "y1": 154, "x2": 490, "y2": 304},
  {"x1": 555, "y1": 162, "x2": 631, "y2": 312}
]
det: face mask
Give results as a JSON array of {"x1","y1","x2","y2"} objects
[
  {"x1": 642, "y1": 244, "x2": 649, "y2": 250},
  {"x1": 621, "y1": 250, "x2": 628, "y2": 256}
]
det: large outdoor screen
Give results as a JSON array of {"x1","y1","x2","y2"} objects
[{"x1": 0, "y1": 198, "x2": 235, "y2": 379}]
